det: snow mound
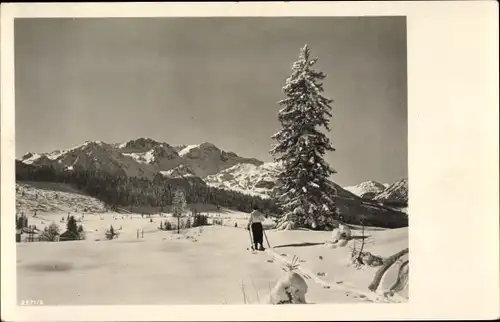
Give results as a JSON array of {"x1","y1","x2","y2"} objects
[
  {"x1": 331, "y1": 223, "x2": 352, "y2": 242},
  {"x1": 269, "y1": 271, "x2": 308, "y2": 304}
]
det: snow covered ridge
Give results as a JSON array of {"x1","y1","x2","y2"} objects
[
  {"x1": 204, "y1": 162, "x2": 280, "y2": 198},
  {"x1": 205, "y1": 162, "x2": 359, "y2": 201},
  {"x1": 19, "y1": 138, "x2": 262, "y2": 179},
  {"x1": 203, "y1": 163, "x2": 407, "y2": 228},
  {"x1": 374, "y1": 179, "x2": 408, "y2": 205},
  {"x1": 344, "y1": 179, "x2": 408, "y2": 205},
  {"x1": 344, "y1": 181, "x2": 386, "y2": 199}
]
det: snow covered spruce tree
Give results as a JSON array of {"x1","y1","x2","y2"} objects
[
  {"x1": 271, "y1": 44, "x2": 339, "y2": 231},
  {"x1": 172, "y1": 189, "x2": 187, "y2": 234}
]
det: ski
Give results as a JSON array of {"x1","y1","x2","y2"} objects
[{"x1": 247, "y1": 247, "x2": 267, "y2": 254}]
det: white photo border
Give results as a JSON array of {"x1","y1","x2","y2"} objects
[{"x1": 1, "y1": 2, "x2": 499, "y2": 321}]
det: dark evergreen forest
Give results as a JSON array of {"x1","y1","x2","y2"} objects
[{"x1": 16, "y1": 161, "x2": 280, "y2": 214}]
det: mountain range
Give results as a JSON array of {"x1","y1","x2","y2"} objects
[
  {"x1": 21, "y1": 138, "x2": 262, "y2": 179},
  {"x1": 344, "y1": 181, "x2": 388, "y2": 199},
  {"x1": 344, "y1": 179, "x2": 408, "y2": 205},
  {"x1": 17, "y1": 138, "x2": 408, "y2": 227}
]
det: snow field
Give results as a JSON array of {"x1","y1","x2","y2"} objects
[{"x1": 17, "y1": 210, "x2": 408, "y2": 305}]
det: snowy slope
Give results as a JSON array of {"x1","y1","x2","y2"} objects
[
  {"x1": 22, "y1": 141, "x2": 157, "y2": 178},
  {"x1": 204, "y1": 162, "x2": 280, "y2": 198},
  {"x1": 344, "y1": 181, "x2": 386, "y2": 199},
  {"x1": 178, "y1": 142, "x2": 263, "y2": 178},
  {"x1": 374, "y1": 179, "x2": 408, "y2": 205},
  {"x1": 20, "y1": 138, "x2": 261, "y2": 179},
  {"x1": 205, "y1": 162, "x2": 358, "y2": 200},
  {"x1": 204, "y1": 162, "x2": 407, "y2": 228},
  {"x1": 16, "y1": 181, "x2": 108, "y2": 214},
  {"x1": 160, "y1": 164, "x2": 198, "y2": 178},
  {"x1": 17, "y1": 210, "x2": 408, "y2": 305}
]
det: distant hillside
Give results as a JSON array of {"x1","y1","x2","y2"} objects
[
  {"x1": 16, "y1": 181, "x2": 108, "y2": 214},
  {"x1": 205, "y1": 162, "x2": 407, "y2": 228},
  {"x1": 344, "y1": 180, "x2": 386, "y2": 199},
  {"x1": 374, "y1": 178, "x2": 408, "y2": 207},
  {"x1": 16, "y1": 161, "x2": 279, "y2": 215}
]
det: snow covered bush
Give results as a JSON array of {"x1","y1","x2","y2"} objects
[
  {"x1": 332, "y1": 222, "x2": 352, "y2": 242},
  {"x1": 269, "y1": 255, "x2": 308, "y2": 304},
  {"x1": 39, "y1": 222, "x2": 60, "y2": 242},
  {"x1": 269, "y1": 272, "x2": 308, "y2": 304},
  {"x1": 270, "y1": 44, "x2": 339, "y2": 231}
]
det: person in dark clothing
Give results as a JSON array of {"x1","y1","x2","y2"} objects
[{"x1": 247, "y1": 206, "x2": 266, "y2": 251}]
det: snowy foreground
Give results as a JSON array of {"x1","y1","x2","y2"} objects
[{"x1": 17, "y1": 211, "x2": 408, "y2": 305}]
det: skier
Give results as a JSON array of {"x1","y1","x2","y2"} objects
[{"x1": 247, "y1": 206, "x2": 266, "y2": 251}]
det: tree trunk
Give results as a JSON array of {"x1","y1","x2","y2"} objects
[
  {"x1": 355, "y1": 222, "x2": 365, "y2": 264},
  {"x1": 368, "y1": 248, "x2": 409, "y2": 292},
  {"x1": 390, "y1": 260, "x2": 409, "y2": 294}
]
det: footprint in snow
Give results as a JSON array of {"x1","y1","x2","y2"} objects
[
  {"x1": 280, "y1": 253, "x2": 287, "y2": 257},
  {"x1": 266, "y1": 259, "x2": 274, "y2": 263},
  {"x1": 336, "y1": 281, "x2": 343, "y2": 284},
  {"x1": 317, "y1": 272, "x2": 326, "y2": 276}
]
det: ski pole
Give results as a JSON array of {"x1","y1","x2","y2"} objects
[
  {"x1": 248, "y1": 228, "x2": 254, "y2": 251},
  {"x1": 263, "y1": 229, "x2": 271, "y2": 249}
]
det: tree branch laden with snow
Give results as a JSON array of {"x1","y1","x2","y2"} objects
[{"x1": 271, "y1": 44, "x2": 339, "y2": 230}]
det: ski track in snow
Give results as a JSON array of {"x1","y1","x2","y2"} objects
[{"x1": 262, "y1": 245, "x2": 396, "y2": 303}]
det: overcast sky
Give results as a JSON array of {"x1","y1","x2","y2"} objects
[{"x1": 15, "y1": 17, "x2": 407, "y2": 186}]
